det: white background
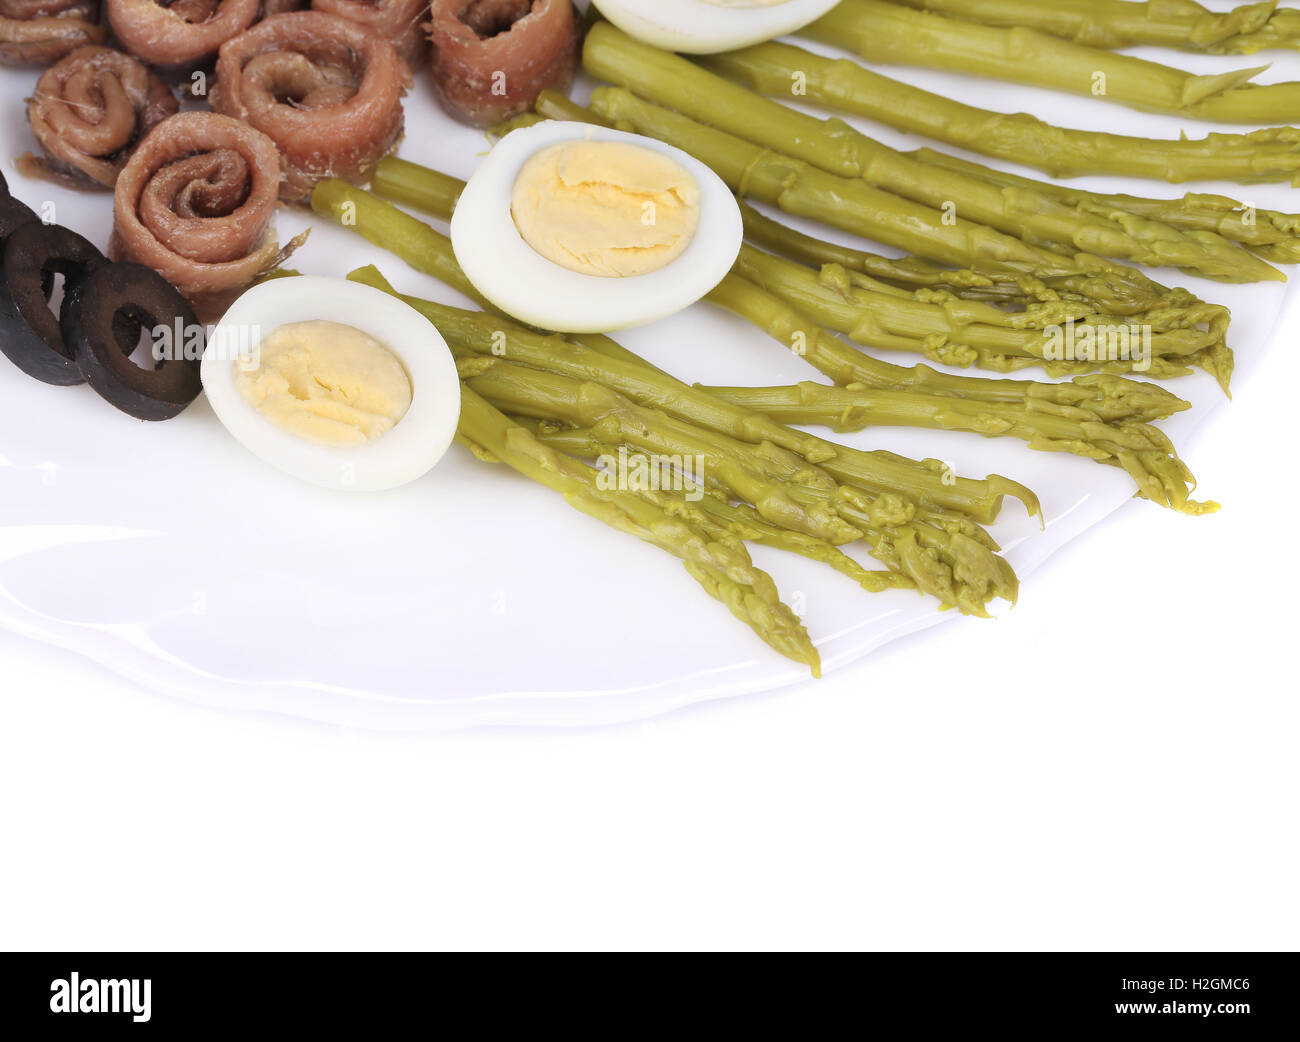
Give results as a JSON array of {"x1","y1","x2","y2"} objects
[{"x1": 3, "y1": 293, "x2": 1296, "y2": 952}]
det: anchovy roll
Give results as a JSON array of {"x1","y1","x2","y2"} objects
[
  {"x1": 20, "y1": 45, "x2": 178, "y2": 188},
  {"x1": 427, "y1": 0, "x2": 580, "y2": 128},
  {"x1": 312, "y1": 0, "x2": 429, "y2": 68},
  {"x1": 0, "y1": 0, "x2": 106, "y2": 66},
  {"x1": 111, "y1": 111, "x2": 293, "y2": 317},
  {"x1": 211, "y1": 11, "x2": 410, "y2": 201},
  {"x1": 105, "y1": 0, "x2": 260, "y2": 70}
]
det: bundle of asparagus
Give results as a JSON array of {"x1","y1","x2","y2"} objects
[
  {"x1": 453, "y1": 380, "x2": 825, "y2": 675},
  {"x1": 341, "y1": 260, "x2": 1028, "y2": 665},
  {"x1": 578, "y1": 86, "x2": 1189, "y2": 317},
  {"x1": 584, "y1": 22, "x2": 1281, "y2": 285},
  {"x1": 806, "y1": 0, "x2": 1300, "y2": 123},
  {"x1": 352, "y1": 159, "x2": 1213, "y2": 514},
  {"x1": 311, "y1": 184, "x2": 1037, "y2": 650},
  {"x1": 885, "y1": 0, "x2": 1300, "y2": 56},
  {"x1": 729, "y1": 243, "x2": 1232, "y2": 387}
]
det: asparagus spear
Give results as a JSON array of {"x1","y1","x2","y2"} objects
[
  {"x1": 464, "y1": 357, "x2": 866, "y2": 547},
  {"x1": 700, "y1": 42, "x2": 1300, "y2": 185},
  {"x1": 354, "y1": 162, "x2": 1211, "y2": 503},
  {"x1": 739, "y1": 200, "x2": 1203, "y2": 317},
  {"x1": 458, "y1": 264, "x2": 1207, "y2": 517},
  {"x1": 347, "y1": 260, "x2": 1020, "y2": 613},
  {"x1": 458, "y1": 354, "x2": 1021, "y2": 612},
  {"x1": 909, "y1": 149, "x2": 1300, "y2": 266},
  {"x1": 805, "y1": 0, "x2": 1300, "y2": 124},
  {"x1": 584, "y1": 86, "x2": 1191, "y2": 316},
  {"x1": 357, "y1": 263, "x2": 1036, "y2": 526},
  {"x1": 739, "y1": 200, "x2": 1032, "y2": 303},
  {"x1": 455, "y1": 385, "x2": 823, "y2": 674},
  {"x1": 699, "y1": 381, "x2": 1216, "y2": 515},
  {"x1": 313, "y1": 178, "x2": 1043, "y2": 526},
  {"x1": 582, "y1": 22, "x2": 1279, "y2": 284},
  {"x1": 733, "y1": 244, "x2": 1233, "y2": 390},
  {"x1": 520, "y1": 418, "x2": 916, "y2": 596},
  {"x1": 705, "y1": 269, "x2": 1213, "y2": 514},
  {"x1": 887, "y1": 0, "x2": 1300, "y2": 57}
]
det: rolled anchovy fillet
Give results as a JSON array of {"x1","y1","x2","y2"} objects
[
  {"x1": 583, "y1": 23, "x2": 1280, "y2": 284},
  {"x1": 111, "y1": 111, "x2": 298, "y2": 317},
  {"x1": 805, "y1": 0, "x2": 1300, "y2": 124},
  {"x1": 888, "y1": 0, "x2": 1300, "y2": 57},
  {"x1": 20, "y1": 45, "x2": 178, "y2": 188},
  {"x1": 211, "y1": 11, "x2": 409, "y2": 200},
  {"x1": 0, "y1": 0, "x2": 105, "y2": 66},
  {"x1": 701, "y1": 41, "x2": 1300, "y2": 186},
  {"x1": 106, "y1": 0, "x2": 260, "y2": 69},
  {"x1": 427, "y1": 0, "x2": 581, "y2": 127},
  {"x1": 312, "y1": 0, "x2": 429, "y2": 67}
]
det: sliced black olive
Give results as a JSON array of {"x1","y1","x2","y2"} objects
[
  {"x1": 0, "y1": 194, "x2": 38, "y2": 243},
  {"x1": 61, "y1": 261, "x2": 204, "y2": 421},
  {"x1": 0, "y1": 221, "x2": 105, "y2": 386}
]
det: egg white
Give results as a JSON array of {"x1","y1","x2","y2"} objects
[
  {"x1": 590, "y1": 0, "x2": 842, "y2": 55},
  {"x1": 201, "y1": 276, "x2": 461, "y2": 492},
  {"x1": 450, "y1": 120, "x2": 743, "y2": 334}
]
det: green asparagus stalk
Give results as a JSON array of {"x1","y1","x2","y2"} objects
[
  {"x1": 733, "y1": 244, "x2": 1233, "y2": 390},
  {"x1": 708, "y1": 267, "x2": 1190, "y2": 420},
  {"x1": 887, "y1": 0, "x2": 1300, "y2": 57},
  {"x1": 704, "y1": 269, "x2": 1213, "y2": 514},
  {"x1": 700, "y1": 42, "x2": 1300, "y2": 185},
  {"x1": 699, "y1": 382, "x2": 1216, "y2": 515},
  {"x1": 739, "y1": 200, "x2": 1034, "y2": 302},
  {"x1": 347, "y1": 261, "x2": 1021, "y2": 612},
  {"x1": 358, "y1": 263, "x2": 1036, "y2": 525},
  {"x1": 909, "y1": 149, "x2": 1300, "y2": 266},
  {"x1": 454, "y1": 385, "x2": 823, "y2": 673},
  {"x1": 584, "y1": 86, "x2": 1191, "y2": 316},
  {"x1": 582, "y1": 22, "x2": 1280, "y2": 284},
  {"x1": 518, "y1": 418, "x2": 915, "y2": 596},
  {"x1": 313, "y1": 184, "x2": 1037, "y2": 524},
  {"x1": 739, "y1": 201, "x2": 1189, "y2": 313},
  {"x1": 457, "y1": 354, "x2": 1024, "y2": 611},
  {"x1": 463, "y1": 357, "x2": 865, "y2": 546},
  {"x1": 355, "y1": 161, "x2": 1212, "y2": 504},
  {"x1": 805, "y1": 0, "x2": 1300, "y2": 123},
  {"x1": 370, "y1": 157, "x2": 464, "y2": 218}
]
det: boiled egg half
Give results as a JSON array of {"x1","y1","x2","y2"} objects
[
  {"x1": 450, "y1": 120, "x2": 742, "y2": 333},
  {"x1": 201, "y1": 276, "x2": 461, "y2": 491},
  {"x1": 590, "y1": 0, "x2": 843, "y2": 55}
]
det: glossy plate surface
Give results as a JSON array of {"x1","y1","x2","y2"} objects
[{"x1": 0, "y1": 31, "x2": 1293, "y2": 728}]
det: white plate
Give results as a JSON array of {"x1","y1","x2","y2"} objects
[{"x1": 1, "y1": 21, "x2": 1294, "y2": 729}]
